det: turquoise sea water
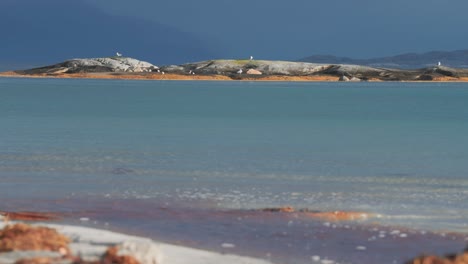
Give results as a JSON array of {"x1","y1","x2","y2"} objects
[{"x1": 1, "y1": 78, "x2": 468, "y2": 234}]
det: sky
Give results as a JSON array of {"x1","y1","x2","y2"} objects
[
  {"x1": 1, "y1": 0, "x2": 468, "y2": 70},
  {"x1": 89, "y1": 0, "x2": 468, "y2": 60}
]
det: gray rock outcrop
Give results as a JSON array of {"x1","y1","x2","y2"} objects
[
  {"x1": 246, "y1": 69, "x2": 262, "y2": 75},
  {"x1": 339, "y1": 75, "x2": 349, "y2": 81},
  {"x1": 22, "y1": 57, "x2": 158, "y2": 74},
  {"x1": 14, "y1": 57, "x2": 468, "y2": 81}
]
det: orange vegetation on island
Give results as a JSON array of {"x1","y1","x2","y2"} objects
[{"x1": 431, "y1": 76, "x2": 468, "y2": 82}]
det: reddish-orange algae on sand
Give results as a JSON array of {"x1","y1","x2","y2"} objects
[
  {"x1": 1, "y1": 211, "x2": 60, "y2": 221},
  {"x1": 1, "y1": 223, "x2": 141, "y2": 264},
  {"x1": 259, "y1": 207, "x2": 372, "y2": 221},
  {"x1": 408, "y1": 248, "x2": 468, "y2": 264},
  {"x1": 15, "y1": 256, "x2": 57, "y2": 264},
  {"x1": 304, "y1": 211, "x2": 372, "y2": 221},
  {"x1": 98, "y1": 246, "x2": 140, "y2": 264},
  {"x1": 0, "y1": 223, "x2": 70, "y2": 253}
]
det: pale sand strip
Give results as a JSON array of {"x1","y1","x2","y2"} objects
[{"x1": 0, "y1": 220, "x2": 273, "y2": 264}]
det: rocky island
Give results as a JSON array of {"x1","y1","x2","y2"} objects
[{"x1": 2, "y1": 56, "x2": 468, "y2": 82}]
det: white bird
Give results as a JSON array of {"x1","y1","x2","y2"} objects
[
  {"x1": 116, "y1": 52, "x2": 122, "y2": 57},
  {"x1": 237, "y1": 69, "x2": 243, "y2": 74},
  {"x1": 162, "y1": 71, "x2": 165, "y2": 75},
  {"x1": 438, "y1": 61, "x2": 441, "y2": 66},
  {"x1": 250, "y1": 56, "x2": 254, "y2": 60}
]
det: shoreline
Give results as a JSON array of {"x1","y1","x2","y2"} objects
[
  {"x1": 3, "y1": 71, "x2": 468, "y2": 82},
  {"x1": 1, "y1": 208, "x2": 467, "y2": 264},
  {"x1": 1, "y1": 197, "x2": 467, "y2": 264},
  {"x1": 0, "y1": 218, "x2": 273, "y2": 264}
]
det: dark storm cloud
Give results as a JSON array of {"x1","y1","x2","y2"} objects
[{"x1": 89, "y1": 0, "x2": 468, "y2": 59}]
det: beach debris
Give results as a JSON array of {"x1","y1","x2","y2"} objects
[{"x1": 79, "y1": 217, "x2": 90, "y2": 222}]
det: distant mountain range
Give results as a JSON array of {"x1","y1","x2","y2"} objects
[
  {"x1": 0, "y1": 0, "x2": 215, "y2": 71},
  {"x1": 298, "y1": 50, "x2": 468, "y2": 69}
]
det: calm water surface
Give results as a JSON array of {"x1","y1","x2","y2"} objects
[{"x1": 1, "y1": 78, "x2": 467, "y2": 263}]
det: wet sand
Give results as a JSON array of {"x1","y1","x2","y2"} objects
[{"x1": 2, "y1": 197, "x2": 467, "y2": 264}]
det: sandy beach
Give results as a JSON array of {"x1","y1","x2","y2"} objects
[
  {"x1": 0, "y1": 215, "x2": 274, "y2": 264},
  {"x1": 2, "y1": 197, "x2": 467, "y2": 264}
]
